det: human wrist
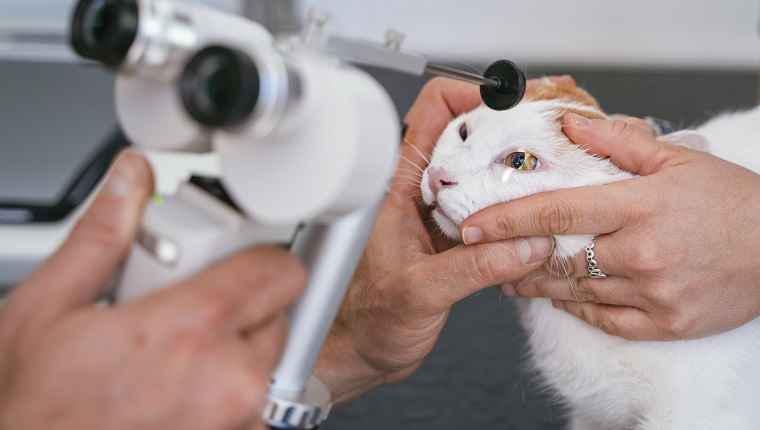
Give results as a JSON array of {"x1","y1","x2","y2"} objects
[{"x1": 313, "y1": 329, "x2": 388, "y2": 408}]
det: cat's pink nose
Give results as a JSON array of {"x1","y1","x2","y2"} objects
[{"x1": 428, "y1": 167, "x2": 457, "y2": 197}]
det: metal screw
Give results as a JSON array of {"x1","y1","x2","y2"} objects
[{"x1": 384, "y1": 29, "x2": 405, "y2": 50}]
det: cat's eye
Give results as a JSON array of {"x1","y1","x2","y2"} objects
[
  {"x1": 504, "y1": 152, "x2": 540, "y2": 170},
  {"x1": 458, "y1": 122, "x2": 468, "y2": 141}
]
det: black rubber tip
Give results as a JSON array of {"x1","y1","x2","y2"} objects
[
  {"x1": 70, "y1": 0, "x2": 138, "y2": 67},
  {"x1": 479, "y1": 60, "x2": 526, "y2": 111},
  {"x1": 180, "y1": 46, "x2": 260, "y2": 128}
]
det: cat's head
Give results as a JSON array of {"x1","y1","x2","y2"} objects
[{"x1": 420, "y1": 80, "x2": 632, "y2": 241}]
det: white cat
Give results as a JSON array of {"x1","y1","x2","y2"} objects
[{"x1": 419, "y1": 80, "x2": 760, "y2": 430}]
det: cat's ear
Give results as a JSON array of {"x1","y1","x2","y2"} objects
[
  {"x1": 528, "y1": 79, "x2": 601, "y2": 110},
  {"x1": 555, "y1": 106, "x2": 607, "y2": 122},
  {"x1": 660, "y1": 130, "x2": 711, "y2": 153}
]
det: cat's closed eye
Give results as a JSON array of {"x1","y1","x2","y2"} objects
[
  {"x1": 459, "y1": 122, "x2": 468, "y2": 141},
  {"x1": 504, "y1": 152, "x2": 540, "y2": 170}
]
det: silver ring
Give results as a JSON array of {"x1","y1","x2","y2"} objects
[{"x1": 585, "y1": 242, "x2": 607, "y2": 278}]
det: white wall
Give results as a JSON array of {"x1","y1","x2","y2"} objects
[
  {"x1": 302, "y1": 0, "x2": 760, "y2": 70},
  {"x1": 1, "y1": 0, "x2": 758, "y2": 70}
]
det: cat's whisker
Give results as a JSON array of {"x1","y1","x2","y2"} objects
[
  {"x1": 392, "y1": 182, "x2": 424, "y2": 199},
  {"x1": 394, "y1": 172, "x2": 423, "y2": 183},
  {"x1": 426, "y1": 221, "x2": 446, "y2": 239},
  {"x1": 396, "y1": 168, "x2": 424, "y2": 180},
  {"x1": 565, "y1": 74, "x2": 593, "y2": 108},
  {"x1": 395, "y1": 172, "x2": 419, "y2": 179},
  {"x1": 549, "y1": 255, "x2": 560, "y2": 280},
  {"x1": 578, "y1": 73, "x2": 592, "y2": 91},
  {"x1": 560, "y1": 258, "x2": 582, "y2": 306},
  {"x1": 392, "y1": 183, "x2": 425, "y2": 191},
  {"x1": 398, "y1": 154, "x2": 426, "y2": 174},
  {"x1": 560, "y1": 122, "x2": 582, "y2": 130},
  {"x1": 392, "y1": 180, "x2": 422, "y2": 189},
  {"x1": 559, "y1": 257, "x2": 570, "y2": 280},
  {"x1": 403, "y1": 138, "x2": 432, "y2": 165},
  {"x1": 403, "y1": 191, "x2": 426, "y2": 205}
]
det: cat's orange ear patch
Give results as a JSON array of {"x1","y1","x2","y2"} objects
[
  {"x1": 527, "y1": 78, "x2": 607, "y2": 121},
  {"x1": 527, "y1": 79, "x2": 602, "y2": 110},
  {"x1": 554, "y1": 106, "x2": 607, "y2": 122}
]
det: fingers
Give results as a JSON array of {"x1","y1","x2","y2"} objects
[
  {"x1": 607, "y1": 114, "x2": 656, "y2": 136},
  {"x1": 551, "y1": 301, "x2": 665, "y2": 341},
  {"x1": 400, "y1": 75, "x2": 578, "y2": 168},
  {"x1": 232, "y1": 313, "x2": 290, "y2": 416},
  {"x1": 511, "y1": 274, "x2": 643, "y2": 308},
  {"x1": 460, "y1": 113, "x2": 691, "y2": 242},
  {"x1": 540, "y1": 234, "x2": 629, "y2": 279},
  {"x1": 562, "y1": 113, "x2": 682, "y2": 175},
  {"x1": 181, "y1": 339, "x2": 276, "y2": 430},
  {"x1": 119, "y1": 248, "x2": 300, "y2": 430},
  {"x1": 394, "y1": 78, "x2": 481, "y2": 196},
  {"x1": 394, "y1": 76, "x2": 577, "y2": 197},
  {"x1": 403, "y1": 78, "x2": 482, "y2": 151},
  {"x1": 393, "y1": 75, "x2": 575, "y2": 202},
  {"x1": 242, "y1": 313, "x2": 290, "y2": 373},
  {"x1": 141, "y1": 246, "x2": 306, "y2": 336},
  {"x1": 461, "y1": 181, "x2": 637, "y2": 242},
  {"x1": 418, "y1": 236, "x2": 553, "y2": 307},
  {"x1": 8, "y1": 150, "x2": 154, "y2": 325}
]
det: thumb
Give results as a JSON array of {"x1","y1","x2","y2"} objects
[
  {"x1": 425, "y1": 236, "x2": 553, "y2": 307},
  {"x1": 563, "y1": 113, "x2": 680, "y2": 176},
  {"x1": 11, "y1": 150, "x2": 154, "y2": 324}
]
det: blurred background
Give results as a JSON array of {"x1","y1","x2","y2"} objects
[{"x1": 1, "y1": 1, "x2": 758, "y2": 428}]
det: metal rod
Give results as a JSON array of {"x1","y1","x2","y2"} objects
[{"x1": 425, "y1": 63, "x2": 501, "y2": 88}]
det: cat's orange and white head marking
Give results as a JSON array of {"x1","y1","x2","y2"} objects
[{"x1": 420, "y1": 80, "x2": 632, "y2": 256}]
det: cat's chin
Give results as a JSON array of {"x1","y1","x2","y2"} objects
[{"x1": 431, "y1": 211, "x2": 462, "y2": 241}]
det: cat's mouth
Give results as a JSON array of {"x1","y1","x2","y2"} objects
[
  {"x1": 431, "y1": 202, "x2": 457, "y2": 225},
  {"x1": 429, "y1": 202, "x2": 461, "y2": 240}
]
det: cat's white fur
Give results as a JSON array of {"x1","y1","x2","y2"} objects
[{"x1": 420, "y1": 84, "x2": 760, "y2": 429}]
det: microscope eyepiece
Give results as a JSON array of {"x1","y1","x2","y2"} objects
[
  {"x1": 180, "y1": 46, "x2": 260, "y2": 128},
  {"x1": 70, "y1": 0, "x2": 139, "y2": 67}
]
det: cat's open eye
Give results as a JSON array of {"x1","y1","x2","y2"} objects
[
  {"x1": 458, "y1": 122, "x2": 468, "y2": 141},
  {"x1": 504, "y1": 152, "x2": 541, "y2": 170}
]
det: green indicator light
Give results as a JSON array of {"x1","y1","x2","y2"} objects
[{"x1": 152, "y1": 193, "x2": 165, "y2": 206}]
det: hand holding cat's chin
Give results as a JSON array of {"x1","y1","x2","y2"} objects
[
  {"x1": 460, "y1": 114, "x2": 760, "y2": 341},
  {"x1": 312, "y1": 76, "x2": 564, "y2": 408}
]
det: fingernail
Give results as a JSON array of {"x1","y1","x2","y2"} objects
[
  {"x1": 105, "y1": 150, "x2": 149, "y2": 197},
  {"x1": 500, "y1": 283, "x2": 515, "y2": 296},
  {"x1": 462, "y1": 226, "x2": 483, "y2": 245},
  {"x1": 568, "y1": 113, "x2": 590, "y2": 127},
  {"x1": 552, "y1": 299, "x2": 566, "y2": 311},
  {"x1": 516, "y1": 236, "x2": 553, "y2": 264}
]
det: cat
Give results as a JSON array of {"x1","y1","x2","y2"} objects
[{"x1": 419, "y1": 79, "x2": 760, "y2": 430}]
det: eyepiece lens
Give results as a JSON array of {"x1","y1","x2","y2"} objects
[
  {"x1": 202, "y1": 60, "x2": 235, "y2": 111},
  {"x1": 70, "y1": 0, "x2": 138, "y2": 67},
  {"x1": 181, "y1": 46, "x2": 260, "y2": 127},
  {"x1": 83, "y1": 0, "x2": 114, "y2": 46}
]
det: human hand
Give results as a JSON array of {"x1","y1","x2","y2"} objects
[
  {"x1": 461, "y1": 115, "x2": 760, "y2": 341},
  {"x1": 313, "y1": 77, "x2": 579, "y2": 406},
  {"x1": 0, "y1": 151, "x2": 306, "y2": 430}
]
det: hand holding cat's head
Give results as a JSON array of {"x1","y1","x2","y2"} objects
[{"x1": 421, "y1": 81, "x2": 632, "y2": 242}]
